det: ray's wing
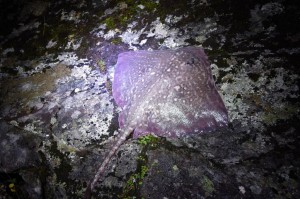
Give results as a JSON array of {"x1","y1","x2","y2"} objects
[{"x1": 112, "y1": 47, "x2": 228, "y2": 138}]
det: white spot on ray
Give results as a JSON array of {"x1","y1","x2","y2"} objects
[{"x1": 174, "y1": 86, "x2": 180, "y2": 91}]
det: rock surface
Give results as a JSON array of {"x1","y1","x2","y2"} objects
[{"x1": 0, "y1": 0, "x2": 299, "y2": 198}]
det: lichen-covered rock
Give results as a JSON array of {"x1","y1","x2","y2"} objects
[{"x1": 0, "y1": 0, "x2": 299, "y2": 198}]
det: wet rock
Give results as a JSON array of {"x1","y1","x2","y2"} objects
[
  {"x1": 19, "y1": 170, "x2": 42, "y2": 199},
  {"x1": 0, "y1": 121, "x2": 41, "y2": 173},
  {"x1": 0, "y1": 0, "x2": 299, "y2": 198}
]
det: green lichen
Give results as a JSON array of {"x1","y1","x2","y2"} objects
[
  {"x1": 201, "y1": 175, "x2": 215, "y2": 197},
  {"x1": 102, "y1": 0, "x2": 160, "y2": 32},
  {"x1": 120, "y1": 134, "x2": 161, "y2": 198},
  {"x1": 97, "y1": 59, "x2": 106, "y2": 73},
  {"x1": 140, "y1": 0, "x2": 158, "y2": 11},
  {"x1": 102, "y1": 7, "x2": 133, "y2": 30},
  {"x1": 111, "y1": 37, "x2": 122, "y2": 44},
  {"x1": 121, "y1": 165, "x2": 148, "y2": 198},
  {"x1": 262, "y1": 103, "x2": 299, "y2": 125},
  {"x1": 104, "y1": 17, "x2": 116, "y2": 29},
  {"x1": 138, "y1": 134, "x2": 160, "y2": 148}
]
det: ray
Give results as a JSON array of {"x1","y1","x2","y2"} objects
[{"x1": 85, "y1": 46, "x2": 228, "y2": 197}]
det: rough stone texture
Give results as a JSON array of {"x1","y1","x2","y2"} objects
[{"x1": 0, "y1": 0, "x2": 299, "y2": 198}]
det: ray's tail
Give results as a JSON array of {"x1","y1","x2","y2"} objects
[{"x1": 84, "y1": 128, "x2": 133, "y2": 198}]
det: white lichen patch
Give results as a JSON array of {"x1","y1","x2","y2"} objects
[
  {"x1": 65, "y1": 37, "x2": 82, "y2": 50},
  {"x1": 103, "y1": 30, "x2": 117, "y2": 40},
  {"x1": 195, "y1": 18, "x2": 219, "y2": 44},
  {"x1": 216, "y1": 56, "x2": 299, "y2": 130},
  {"x1": 50, "y1": 53, "x2": 115, "y2": 147},
  {"x1": 17, "y1": 54, "x2": 60, "y2": 76},
  {"x1": 137, "y1": 4, "x2": 145, "y2": 9},
  {"x1": 120, "y1": 27, "x2": 146, "y2": 50},
  {"x1": 2, "y1": 48, "x2": 15, "y2": 56},
  {"x1": 147, "y1": 19, "x2": 169, "y2": 39},
  {"x1": 46, "y1": 40, "x2": 58, "y2": 49},
  {"x1": 92, "y1": 13, "x2": 219, "y2": 50},
  {"x1": 145, "y1": 17, "x2": 218, "y2": 48},
  {"x1": 57, "y1": 52, "x2": 84, "y2": 66},
  {"x1": 24, "y1": 123, "x2": 42, "y2": 134},
  {"x1": 164, "y1": 15, "x2": 184, "y2": 24},
  {"x1": 90, "y1": 5, "x2": 224, "y2": 52},
  {"x1": 239, "y1": 186, "x2": 246, "y2": 194},
  {"x1": 145, "y1": 17, "x2": 185, "y2": 48},
  {"x1": 1, "y1": 51, "x2": 114, "y2": 149},
  {"x1": 61, "y1": 10, "x2": 81, "y2": 23}
]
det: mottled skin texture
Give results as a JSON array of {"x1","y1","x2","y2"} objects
[
  {"x1": 86, "y1": 46, "x2": 228, "y2": 197},
  {"x1": 114, "y1": 46, "x2": 228, "y2": 137}
]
